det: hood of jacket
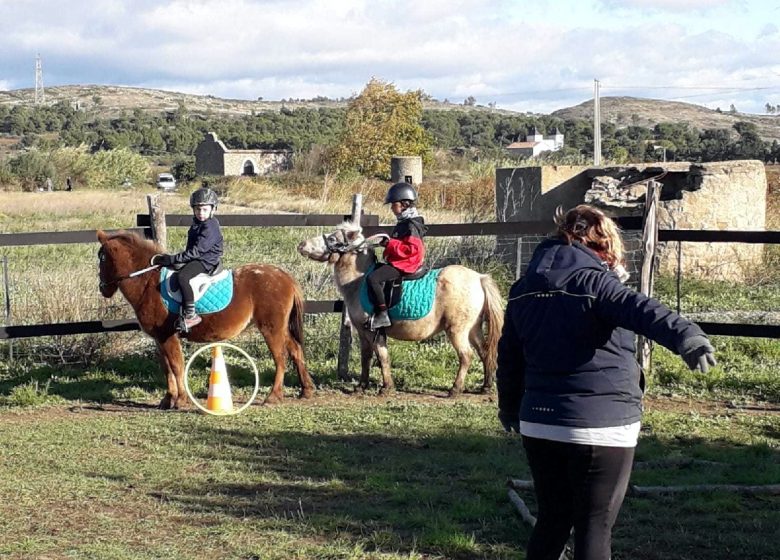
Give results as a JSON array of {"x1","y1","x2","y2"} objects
[{"x1": 523, "y1": 238, "x2": 610, "y2": 292}]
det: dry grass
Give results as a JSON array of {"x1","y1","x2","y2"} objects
[{"x1": 766, "y1": 164, "x2": 780, "y2": 229}]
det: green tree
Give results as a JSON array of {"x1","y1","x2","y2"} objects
[{"x1": 331, "y1": 79, "x2": 432, "y2": 178}]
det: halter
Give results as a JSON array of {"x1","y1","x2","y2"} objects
[
  {"x1": 98, "y1": 247, "x2": 159, "y2": 288},
  {"x1": 322, "y1": 230, "x2": 366, "y2": 255}
]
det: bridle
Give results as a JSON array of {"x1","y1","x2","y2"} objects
[
  {"x1": 98, "y1": 247, "x2": 159, "y2": 289},
  {"x1": 322, "y1": 230, "x2": 366, "y2": 255}
]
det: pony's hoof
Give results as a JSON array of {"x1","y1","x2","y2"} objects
[
  {"x1": 299, "y1": 388, "x2": 315, "y2": 399},
  {"x1": 158, "y1": 396, "x2": 174, "y2": 410},
  {"x1": 264, "y1": 392, "x2": 284, "y2": 405},
  {"x1": 447, "y1": 387, "x2": 463, "y2": 398},
  {"x1": 479, "y1": 385, "x2": 495, "y2": 394},
  {"x1": 378, "y1": 386, "x2": 395, "y2": 397}
]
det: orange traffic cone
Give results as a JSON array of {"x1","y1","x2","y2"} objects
[{"x1": 206, "y1": 345, "x2": 234, "y2": 414}]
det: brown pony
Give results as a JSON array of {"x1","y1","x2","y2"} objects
[
  {"x1": 97, "y1": 230, "x2": 314, "y2": 409},
  {"x1": 298, "y1": 222, "x2": 504, "y2": 396}
]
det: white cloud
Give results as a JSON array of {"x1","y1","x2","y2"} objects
[
  {"x1": 0, "y1": 0, "x2": 778, "y2": 114},
  {"x1": 598, "y1": 0, "x2": 731, "y2": 11}
]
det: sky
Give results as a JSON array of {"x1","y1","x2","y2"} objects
[{"x1": 1, "y1": 0, "x2": 780, "y2": 114}]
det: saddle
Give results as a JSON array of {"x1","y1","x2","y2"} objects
[
  {"x1": 360, "y1": 264, "x2": 441, "y2": 321},
  {"x1": 159, "y1": 265, "x2": 233, "y2": 315}
]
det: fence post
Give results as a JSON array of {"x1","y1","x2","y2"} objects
[
  {"x1": 638, "y1": 180, "x2": 661, "y2": 373},
  {"x1": 146, "y1": 194, "x2": 167, "y2": 250},
  {"x1": 2, "y1": 256, "x2": 11, "y2": 360},
  {"x1": 336, "y1": 194, "x2": 363, "y2": 381}
]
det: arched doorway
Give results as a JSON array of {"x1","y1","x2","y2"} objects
[{"x1": 242, "y1": 160, "x2": 256, "y2": 176}]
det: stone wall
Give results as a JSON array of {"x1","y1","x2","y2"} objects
[
  {"x1": 194, "y1": 132, "x2": 291, "y2": 176},
  {"x1": 654, "y1": 161, "x2": 766, "y2": 280},
  {"x1": 495, "y1": 161, "x2": 768, "y2": 281},
  {"x1": 223, "y1": 151, "x2": 292, "y2": 176}
]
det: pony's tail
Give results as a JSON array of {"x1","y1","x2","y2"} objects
[
  {"x1": 480, "y1": 274, "x2": 505, "y2": 385},
  {"x1": 288, "y1": 281, "x2": 305, "y2": 351}
]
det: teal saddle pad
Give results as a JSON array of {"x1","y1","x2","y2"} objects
[
  {"x1": 359, "y1": 265, "x2": 441, "y2": 321},
  {"x1": 159, "y1": 268, "x2": 233, "y2": 315}
]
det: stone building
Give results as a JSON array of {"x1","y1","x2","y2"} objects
[
  {"x1": 506, "y1": 128, "x2": 565, "y2": 158},
  {"x1": 194, "y1": 132, "x2": 292, "y2": 177},
  {"x1": 495, "y1": 161, "x2": 768, "y2": 281}
]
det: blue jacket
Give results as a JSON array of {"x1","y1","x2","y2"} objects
[
  {"x1": 173, "y1": 216, "x2": 223, "y2": 272},
  {"x1": 496, "y1": 238, "x2": 704, "y2": 429}
]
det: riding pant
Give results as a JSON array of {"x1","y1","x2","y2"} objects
[
  {"x1": 367, "y1": 263, "x2": 402, "y2": 308},
  {"x1": 177, "y1": 260, "x2": 207, "y2": 306}
]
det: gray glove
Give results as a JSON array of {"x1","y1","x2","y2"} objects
[
  {"x1": 678, "y1": 335, "x2": 717, "y2": 373},
  {"x1": 498, "y1": 410, "x2": 520, "y2": 433}
]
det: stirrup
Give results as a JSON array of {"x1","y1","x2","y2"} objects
[
  {"x1": 177, "y1": 313, "x2": 202, "y2": 332},
  {"x1": 366, "y1": 312, "x2": 391, "y2": 331}
]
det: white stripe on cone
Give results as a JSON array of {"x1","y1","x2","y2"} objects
[{"x1": 206, "y1": 345, "x2": 233, "y2": 413}]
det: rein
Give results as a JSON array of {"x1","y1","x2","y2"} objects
[{"x1": 99, "y1": 258, "x2": 160, "y2": 289}]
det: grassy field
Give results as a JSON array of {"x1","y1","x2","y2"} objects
[{"x1": 0, "y1": 176, "x2": 779, "y2": 559}]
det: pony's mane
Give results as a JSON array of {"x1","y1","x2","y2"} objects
[
  {"x1": 107, "y1": 231, "x2": 162, "y2": 255},
  {"x1": 337, "y1": 221, "x2": 362, "y2": 234}
]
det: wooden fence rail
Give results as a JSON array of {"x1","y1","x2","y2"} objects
[{"x1": 1, "y1": 214, "x2": 779, "y2": 341}]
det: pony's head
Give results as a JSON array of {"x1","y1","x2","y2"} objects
[
  {"x1": 96, "y1": 230, "x2": 160, "y2": 298},
  {"x1": 297, "y1": 221, "x2": 366, "y2": 263}
]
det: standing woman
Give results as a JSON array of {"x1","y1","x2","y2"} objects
[{"x1": 497, "y1": 204, "x2": 716, "y2": 560}]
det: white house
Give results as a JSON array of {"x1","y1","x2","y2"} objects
[{"x1": 506, "y1": 128, "x2": 565, "y2": 158}]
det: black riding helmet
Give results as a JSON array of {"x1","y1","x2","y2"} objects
[
  {"x1": 384, "y1": 182, "x2": 417, "y2": 204},
  {"x1": 190, "y1": 187, "x2": 218, "y2": 209}
]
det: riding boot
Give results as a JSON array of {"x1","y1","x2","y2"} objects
[
  {"x1": 369, "y1": 309, "x2": 391, "y2": 330},
  {"x1": 178, "y1": 303, "x2": 202, "y2": 332}
]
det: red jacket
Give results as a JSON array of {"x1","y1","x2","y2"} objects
[{"x1": 384, "y1": 216, "x2": 427, "y2": 274}]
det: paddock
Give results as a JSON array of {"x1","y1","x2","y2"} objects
[{"x1": 0, "y1": 192, "x2": 778, "y2": 559}]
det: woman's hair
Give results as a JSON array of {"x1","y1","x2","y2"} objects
[{"x1": 554, "y1": 204, "x2": 624, "y2": 267}]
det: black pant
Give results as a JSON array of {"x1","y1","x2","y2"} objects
[
  {"x1": 177, "y1": 260, "x2": 207, "y2": 308},
  {"x1": 522, "y1": 435, "x2": 635, "y2": 560},
  {"x1": 367, "y1": 263, "x2": 402, "y2": 308}
]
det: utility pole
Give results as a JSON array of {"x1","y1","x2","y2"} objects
[
  {"x1": 34, "y1": 54, "x2": 45, "y2": 105},
  {"x1": 593, "y1": 79, "x2": 601, "y2": 166}
]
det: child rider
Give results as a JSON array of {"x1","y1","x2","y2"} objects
[
  {"x1": 366, "y1": 182, "x2": 427, "y2": 330},
  {"x1": 152, "y1": 186, "x2": 224, "y2": 332}
]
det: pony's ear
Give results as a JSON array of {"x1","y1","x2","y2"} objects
[
  {"x1": 96, "y1": 230, "x2": 107, "y2": 244},
  {"x1": 344, "y1": 227, "x2": 362, "y2": 242}
]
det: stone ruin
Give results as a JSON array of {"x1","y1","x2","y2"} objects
[{"x1": 495, "y1": 160, "x2": 768, "y2": 282}]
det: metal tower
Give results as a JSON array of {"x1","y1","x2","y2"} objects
[{"x1": 34, "y1": 54, "x2": 45, "y2": 105}]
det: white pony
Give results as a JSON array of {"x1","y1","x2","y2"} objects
[{"x1": 298, "y1": 222, "x2": 504, "y2": 396}]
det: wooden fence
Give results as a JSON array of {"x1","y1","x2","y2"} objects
[{"x1": 2, "y1": 211, "x2": 780, "y2": 346}]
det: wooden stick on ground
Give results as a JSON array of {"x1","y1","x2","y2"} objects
[
  {"x1": 628, "y1": 484, "x2": 780, "y2": 496},
  {"x1": 510, "y1": 478, "x2": 780, "y2": 497},
  {"x1": 508, "y1": 489, "x2": 537, "y2": 527}
]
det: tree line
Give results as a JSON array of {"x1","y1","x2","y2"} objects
[{"x1": 1, "y1": 96, "x2": 780, "y2": 168}]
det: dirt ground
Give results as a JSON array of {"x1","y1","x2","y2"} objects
[{"x1": 2, "y1": 389, "x2": 777, "y2": 427}]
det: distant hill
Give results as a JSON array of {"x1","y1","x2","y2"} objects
[
  {"x1": 2, "y1": 86, "x2": 779, "y2": 142},
  {"x1": 553, "y1": 96, "x2": 780, "y2": 142},
  {"x1": 0, "y1": 85, "x2": 515, "y2": 119}
]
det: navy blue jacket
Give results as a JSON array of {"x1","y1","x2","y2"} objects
[
  {"x1": 173, "y1": 216, "x2": 223, "y2": 272},
  {"x1": 497, "y1": 238, "x2": 704, "y2": 429}
]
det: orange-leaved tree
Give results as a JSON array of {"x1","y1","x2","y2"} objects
[{"x1": 331, "y1": 78, "x2": 432, "y2": 179}]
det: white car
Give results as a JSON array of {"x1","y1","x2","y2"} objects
[{"x1": 156, "y1": 173, "x2": 176, "y2": 191}]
